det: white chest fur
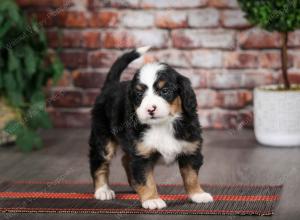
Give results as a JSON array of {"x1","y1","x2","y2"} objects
[{"x1": 142, "y1": 123, "x2": 189, "y2": 164}]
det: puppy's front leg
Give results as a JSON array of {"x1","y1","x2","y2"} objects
[
  {"x1": 130, "y1": 158, "x2": 167, "y2": 210},
  {"x1": 178, "y1": 153, "x2": 213, "y2": 203}
]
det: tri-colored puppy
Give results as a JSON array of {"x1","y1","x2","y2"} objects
[{"x1": 89, "y1": 46, "x2": 213, "y2": 209}]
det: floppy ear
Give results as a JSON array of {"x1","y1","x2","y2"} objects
[{"x1": 178, "y1": 75, "x2": 197, "y2": 117}]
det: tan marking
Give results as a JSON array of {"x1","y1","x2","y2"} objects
[
  {"x1": 94, "y1": 140, "x2": 117, "y2": 190},
  {"x1": 136, "y1": 142, "x2": 156, "y2": 158},
  {"x1": 136, "y1": 84, "x2": 143, "y2": 91},
  {"x1": 122, "y1": 154, "x2": 132, "y2": 186},
  {"x1": 180, "y1": 165, "x2": 204, "y2": 195},
  {"x1": 170, "y1": 96, "x2": 182, "y2": 115},
  {"x1": 104, "y1": 140, "x2": 117, "y2": 161},
  {"x1": 158, "y1": 80, "x2": 166, "y2": 89},
  {"x1": 133, "y1": 169, "x2": 159, "y2": 202},
  {"x1": 94, "y1": 163, "x2": 109, "y2": 190},
  {"x1": 182, "y1": 141, "x2": 200, "y2": 155}
]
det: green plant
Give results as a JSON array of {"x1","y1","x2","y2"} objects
[
  {"x1": 238, "y1": 0, "x2": 300, "y2": 89},
  {"x1": 0, "y1": 0, "x2": 63, "y2": 151}
]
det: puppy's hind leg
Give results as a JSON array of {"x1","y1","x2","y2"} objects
[{"x1": 89, "y1": 133, "x2": 117, "y2": 200}]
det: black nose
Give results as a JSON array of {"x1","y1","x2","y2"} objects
[{"x1": 147, "y1": 105, "x2": 157, "y2": 115}]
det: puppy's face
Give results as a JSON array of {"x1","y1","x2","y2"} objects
[{"x1": 130, "y1": 63, "x2": 190, "y2": 125}]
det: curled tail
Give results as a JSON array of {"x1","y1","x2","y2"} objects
[{"x1": 103, "y1": 46, "x2": 151, "y2": 89}]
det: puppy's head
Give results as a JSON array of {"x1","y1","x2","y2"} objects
[{"x1": 129, "y1": 63, "x2": 197, "y2": 125}]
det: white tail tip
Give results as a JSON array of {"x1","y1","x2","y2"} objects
[{"x1": 136, "y1": 46, "x2": 151, "y2": 55}]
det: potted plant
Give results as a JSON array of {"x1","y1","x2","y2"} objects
[
  {"x1": 238, "y1": 0, "x2": 300, "y2": 147},
  {"x1": 0, "y1": 0, "x2": 63, "y2": 151}
]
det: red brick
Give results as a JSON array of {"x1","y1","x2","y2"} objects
[
  {"x1": 289, "y1": 73, "x2": 300, "y2": 84},
  {"x1": 155, "y1": 11, "x2": 187, "y2": 29},
  {"x1": 27, "y1": 10, "x2": 56, "y2": 27},
  {"x1": 172, "y1": 29, "x2": 235, "y2": 49},
  {"x1": 179, "y1": 69, "x2": 208, "y2": 89},
  {"x1": 188, "y1": 9, "x2": 219, "y2": 28},
  {"x1": 50, "y1": 89, "x2": 83, "y2": 107},
  {"x1": 208, "y1": 0, "x2": 238, "y2": 8},
  {"x1": 221, "y1": 109, "x2": 253, "y2": 129},
  {"x1": 82, "y1": 89, "x2": 99, "y2": 106},
  {"x1": 46, "y1": 30, "x2": 60, "y2": 48},
  {"x1": 207, "y1": 70, "x2": 276, "y2": 89},
  {"x1": 47, "y1": 30, "x2": 101, "y2": 49},
  {"x1": 47, "y1": 71, "x2": 73, "y2": 87},
  {"x1": 292, "y1": 52, "x2": 300, "y2": 68},
  {"x1": 196, "y1": 89, "x2": 252, "y2": 110},
  {"x1": 46, "y1": 89, "x2": 65, "y2": 106},
  {"x1": 140, "y1": 0, "x2": 207, "y2": 8},
  {"x1": 82, "y1": 31, "x2": 101, "y2": 49},
  {"x1": 279, "y1": 71, "x2": 300, "y2": 84},
  {"x1": 103, "y1": 30, "x2": 134, "y2": 48},
  {"x1": 58, "y1": 11, "x2": 88, "y2": 28},
  {"x1": 89, "y1": 51, "x2": 119, "y2": 68},
  {"x1": 17, "y1": 0, "x2": 47, "y2": 7},
  {"x1": 89, "y1": 11, "x2": 119, "y2": 28},
  {"x1": 103, "y1": 30, "x2": 168, "y2": 49},
  {"x1": 62, "y1": 31, "x2": 82, "y2": 48},
  {"x1": 67, "y1": 0, "x2": 88, "y2": 10},
  {"x1": 238, "y1": 29, "x2": 281, "y2": 49},
  {"x1": 198, "y1": 108, "x2": 253, "y2": 129},
  {"x1": 60, "y1": 51, "x2": 88, "y2": 68},
  {"x1": 221, "y1": 10, "x2": 250, "y2": 29},
  {"x1": 258, "y1": 51, "x2": 281, "y2": 69},
  {"x1": 242, "y1": 71, "x2": 277, "y2": 88},
  {"x1": 73, "y1": 71, "x2": 107, "y2": 89},
  {"x1": 288, "y1": 31, "x2": 300, "y2": 48},
  {"x1": 90, "y1": 0, "x2": 140, "y2": 8},
  {"x1": 197, "y1": 109, "x2": 213, "y2": 128},
  {"x1": 190, "y1": 50, "x2": 223, "y2": 68},
  {"x1": 216, "y1": 90, "x2": 252, "y2": 109},
  {"x1": 17, "y1": 0, "x2": 70, "y2": 7},
  {"x1": 122, "y1": 11, "x2": 154, "y2": 28},
  {"x1": 196, "y1": 89, "x2": 217, "y2": 108},
  {"x1": 259, "y1": 51, "x2": 293, "y2": 69},
  {"x1": 48, "y1": 108, "x2": 91, "y2": 128},
  {"x1": 223, "y1": 52, "x2": 258, "y2": 68},
  {"x1": 153, "y1": 50, "x2": 189, "y2": 68}
]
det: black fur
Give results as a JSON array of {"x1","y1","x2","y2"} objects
[{"x1": 89, "y1": 49, "x2": 204, "y2": 187}]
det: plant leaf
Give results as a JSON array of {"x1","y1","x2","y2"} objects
[
  {"x1": 4, "y1": 120, "x2": 23, "y2": 136},
  {"x1": 8, "y1": 50, "x2": 19, "y2": 72},
  {"x1": 15, "y1": 128, "x2": 42, "y2": 152},
  {"x1": 24, "y1": 46, "x2": 36, "y2": 76}
]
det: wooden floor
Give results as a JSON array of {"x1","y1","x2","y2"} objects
[{"x1": 0, "y1": 129, "x2": 299, "y2": 220}]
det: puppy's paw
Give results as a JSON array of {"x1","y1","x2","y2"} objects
[
  {"x1": 142, "y1": 198, "x2": 167, "y2": 210},
  {"x1": 94, "y1": 184, "x2": 115, "y2": 200},
  {"x1": 190, "y1": 192, "x2": 213, "y2": 203}
]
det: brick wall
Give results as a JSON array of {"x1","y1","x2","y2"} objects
[{"x1": 17, "y1": 0, "x2": 300, "y2": 129}]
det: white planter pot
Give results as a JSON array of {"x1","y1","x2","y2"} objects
[{"x1": 254, "y1": 85, "x2": 300, "y2": 147}]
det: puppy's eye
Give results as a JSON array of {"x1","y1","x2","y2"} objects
[
  {"x1": 136, "y1": 91, "x2": 143, "y2": 97},
  {"x1": 160, "y1": 87, "x2": 169, "y2": 95}
]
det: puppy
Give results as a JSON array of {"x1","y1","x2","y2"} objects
[{"x1": 89, "y1": 46, "x2": 213, "y2": 210}]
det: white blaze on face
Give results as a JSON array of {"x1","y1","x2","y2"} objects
[{"x1": 136, "y1": 63, "x2": 170, "y2": 124}]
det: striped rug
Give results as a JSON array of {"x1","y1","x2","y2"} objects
[{"x1": 0, "y1": 181, "x2": 282, "y2": 216}]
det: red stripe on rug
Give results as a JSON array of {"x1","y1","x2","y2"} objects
[
  {"x1": 0, "y1": 192, "x2": 280, "y2": 201},
  {"x1": 0, "y1": 207, "x2": 272, "y2": 215}
]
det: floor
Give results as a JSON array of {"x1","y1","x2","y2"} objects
[{"x1": 0, "y1": 129, "x2": 299, "y2": 220}]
